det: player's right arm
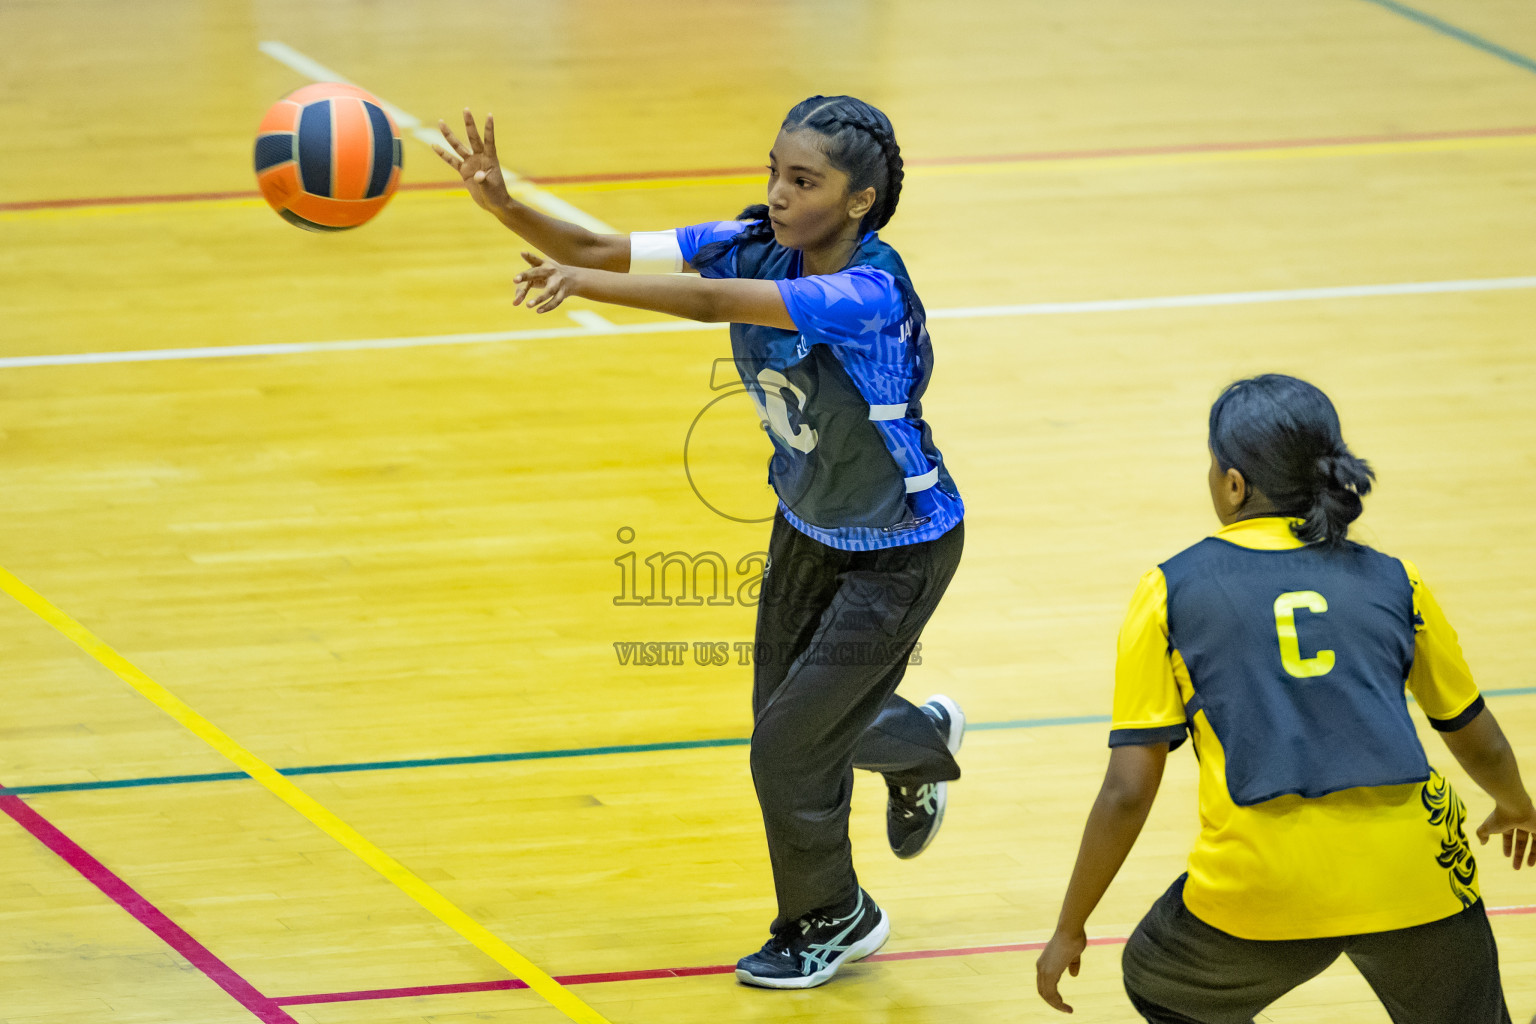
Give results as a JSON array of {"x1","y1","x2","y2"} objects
[
  {"x1": 1037, "y1": 568, "x2": 1180, "y2": 1014},
  {"x1": 434, "y1": 110, "x2": 632, "y2": 272},
  {"x1": 1403, "y1": 560, "x2": 1536, "y2": 868}
]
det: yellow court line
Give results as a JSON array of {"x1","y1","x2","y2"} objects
[{"x1": 0, "y1": 564, "x2": 612, "y2": 1024}]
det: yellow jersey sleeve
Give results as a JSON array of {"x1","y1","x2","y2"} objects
[
  {"x1": 1109, "y1": 567, "x2": 1189, "y2": 749},
  {"x1": 1401, "y1": 559, "x2": 1484, "y2": 731}
]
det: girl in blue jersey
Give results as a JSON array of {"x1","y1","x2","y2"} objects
[
  {"x1": 1036, "y1": 374, "x2": 1535, "y2": 1022},
  {"x1": 435, "y1": 96, "x2": 967, "y2": 989}
]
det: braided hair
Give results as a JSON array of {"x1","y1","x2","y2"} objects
[
  {"x1": 691, "y1": 95, "x2": 904, "y2": 270},
  {"x1": 1208, "y1": 374, "x2": 1375, "y2": 549}
]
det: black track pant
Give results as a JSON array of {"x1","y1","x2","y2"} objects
[
  {"x1": 750, "y1": 511, "x2": 964, "y2": 931},
  {"x1": 1123, "y1": 875, "x2": 1512, "y2": 1024}
]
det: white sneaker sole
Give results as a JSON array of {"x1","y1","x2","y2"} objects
[
  {"x1": 894, "y1": 694, "x2": 964, "y2": 860},
  {"x1": 925, "y1": 694, "x2": 965, "y2": 755},
  {"x1": 734, "y1": 909, "x2": 891, "y2": 990}
]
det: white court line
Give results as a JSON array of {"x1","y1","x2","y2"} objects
[
  {"x1": 566, "y1": 310, "x2": 615, "y2": 330},
  {"x1": 0, "y1": 322, "x2": 717, "y2": 369},
  {"x1": 257, "y1": 40, "x2": 614, "y2": 234},
  {"x1": 4, "y1": 276, "x2": 1533, "y2": 370},
  {"x1": 936, "y1": 275, "x2": 1536, "y2": 317}
]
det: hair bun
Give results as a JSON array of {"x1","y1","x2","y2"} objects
[
  {"x1": 1208, "y1": 374, "x2": 1375, "y2": 549},
  {"x1": 1315, "y1": 452, "x2": 1373, "y2": 497},
  {"x1": 1315, "y1": 454, "x2": 1343, "y2": 489}
]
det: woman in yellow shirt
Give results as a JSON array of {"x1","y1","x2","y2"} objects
[{"x1": 1037, "y1": 374, "x2": 1534, "y2": 1022}]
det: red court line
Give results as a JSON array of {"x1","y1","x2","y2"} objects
[
  {"x1": 0, "y1": 792, "x2": 298, "y2": 1024},
  {"x1": 1487, "y1": 903, "x2": 1536, "y2": 916},
  {"x1": 4, "y1": 124, "x2": 1535, "y2": 213},
  {"x1": 276, "y1": 905, "x2": 1536, "y2": 1007},
  {"x1": 2, "y1": 778, "x2": 1527, "y2": 1015},
  {"x1": 272, "y1": 936, "x2": 1133, "y2": 1005},
  {"x1": 0, "y1": 181, "x2": 452, "y2": 212},
  {"x1": 528, "y1": 123, "x2": 1536, "y2": 184},
  {"x1": 0, "y1": 188, "x2": 258, "y2": 210}
]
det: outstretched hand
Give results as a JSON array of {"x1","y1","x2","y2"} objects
[
  {"x1": 433, "y1": 109, "x2": 511, "y2": 212},
  {"x1": 1477, "y1": 802, "x2": 1536, "y2": 869},
  {"x1": 1036, "y1": 930, "x2": 1086, "y2": 1014},
  {"x1": 514, "y1": 251, "x2": 582, "y2": 313}
]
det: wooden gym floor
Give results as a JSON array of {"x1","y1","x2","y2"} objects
[{"x1": 0, "y1": 1, "x2": 1533, "y2": 1021}]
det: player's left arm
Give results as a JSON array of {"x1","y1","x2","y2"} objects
[
  {"x1": 512, "y1": 252, "x2": 796, "y2": 329},
  {"x1": 1402, "y1": 559, "x2": 1482, "y2": 728},
  {"x1": 1402, "y1": 560, "x2": 1536, "y2": 868},
  {"x1": 1440, "y1": 708, "x2": 1536, "y2": 868}
]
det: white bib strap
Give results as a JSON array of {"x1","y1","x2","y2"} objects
[
  {"x1": 867, "y1": 403, "x2": 908, "y2": 421},
  {"x1": 904, "y1": 466, "x2": 940, "y2": 493},
  {"x1": 629, "y1": 230, "x2": 686, "y2": 274}
]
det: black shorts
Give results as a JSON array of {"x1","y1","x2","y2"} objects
[{"x1": 1122, "y1": 875, "x2": 1511, "y2": 1024}]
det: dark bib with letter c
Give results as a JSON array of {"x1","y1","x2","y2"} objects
[{"x1": 1161, "y1": 537, "x2": 1430, "y2": 806}]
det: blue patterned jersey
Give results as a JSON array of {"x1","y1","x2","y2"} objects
[{"x1": 674, "y1": 220, "x2": 964, "y2": 551}]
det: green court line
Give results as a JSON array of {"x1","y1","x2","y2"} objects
[
  {"x1": 3, "y1": 687, "x2": 1530, "y2": 797},
  {"x1": 1359, "y1": 0, "x2": 1536, "y2": 75},
  {"x1": 0, "y1": 739, "x2": 753, "y2": 796}
]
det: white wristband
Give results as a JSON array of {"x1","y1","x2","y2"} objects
[{"x1": 629, "y1": 230, "x2": 686, "y2": 274}]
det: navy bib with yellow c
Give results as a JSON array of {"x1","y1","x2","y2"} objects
[{"x1": 1161, "y1": 537, "x2": 1431, "y2": 806}]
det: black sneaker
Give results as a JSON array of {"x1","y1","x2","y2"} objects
[
  {"x1": 887, "y1": 695, "x2": 965, "y2": 859},
  {"x1": 734, "y1": 889, "x2": 890, "y2": 989}
]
